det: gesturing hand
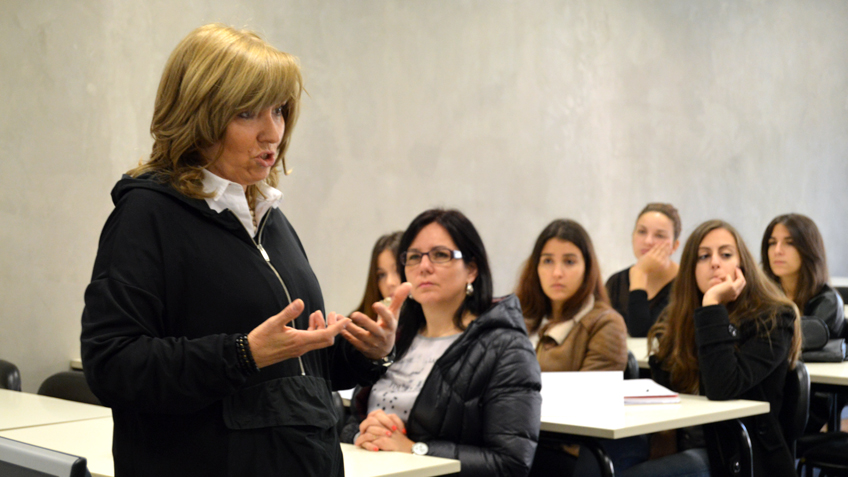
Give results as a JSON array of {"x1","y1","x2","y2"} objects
[
  {"x1": 355, "y1": 409, "x2": 413, "y2": 453},
  {"x1": 247, "y1": 299, "x2": 350, "y2": 369},
  {"x1": 702, "y1": 267, "x2": 747, "y2": 307},
  {"x1": 341, "y1": 282, "x2": 412, "y2": 360}
]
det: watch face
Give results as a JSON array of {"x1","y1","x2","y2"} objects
[{"x1": 412, "y1": 442, "x2": 429, "y2": 455}]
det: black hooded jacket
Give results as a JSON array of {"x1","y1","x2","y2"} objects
[{"x1": 81, "y1": 175, "x2": 382, "y2": 476}]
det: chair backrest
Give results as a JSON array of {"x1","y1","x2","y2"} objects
[
  {"x1": 623, "y1": 350, "x2": 640, "y2": 380},
  {"x1": 37, "y1": 372, "x2": 102, "y2": 406},
  {"x1": 0, "y1": 436, "x2": 88, "y2": 477},
  {"x1": 0, "y1": 360, "x2": 22, "y2": 391},
  {"x1": 779, "y1": 361, "x2": 810, "y2": 457}
]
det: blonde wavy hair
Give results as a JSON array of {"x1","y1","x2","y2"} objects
[{"x1": 129, "y1": 23, "x2": 303, "y2": 199}]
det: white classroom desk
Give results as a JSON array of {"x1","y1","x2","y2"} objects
[
  {"x1": 0, "y1": 416, "x2": 460, "y2": 477},
  {"x1": 541, "y1": 393, "x2": 769, "y2": 439},
  {"x1": 0, "y1": 389, "x2": 111, "y2": 431},
  {"x1": 805, "y1": 361, "x2": 848, "y2": 386}
]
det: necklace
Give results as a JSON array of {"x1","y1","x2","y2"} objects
[
  {"x1": 247, "y1": 191, "x2": 258, "y2": 229},
  {"x1": 249, "y1": 207, "x2": 257, "y2": 228}
]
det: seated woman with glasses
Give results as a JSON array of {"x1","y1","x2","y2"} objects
[
  {"x1": 351, "y1": 232, "x2": 404, "y2": 318},
  {"x1": 515, "y1": 219, "x2": 630, "y2": 476},
  {"x1": 605, "y1": 203, "x2": 682, "y2": 337},
  {"x1": 342, "y1": 208, "x2": 542, "y2": 477}
]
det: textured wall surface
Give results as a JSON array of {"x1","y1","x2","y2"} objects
[{"x1": 1, "y1": 1, "x2": 846, "y2": 392}]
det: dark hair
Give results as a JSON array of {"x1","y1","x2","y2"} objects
[
  {"x1": 351, "y1": 231, "x2": 403, "y2": 319},
  {"x1": 395, "y1": 209, "x2": 493, "y2": 358},
  {"x1": 637, "y1": 203, "x2": 682, "y2": 240},
  {"x1": 649, "y1": 220, "x2": 800, "y2": 393},
  {"x1": 761, "y1": 214, "x2": 829, "y2": 311},
  {"x1": 516, "y1": 219, "x2": 610, "y2": 333}
]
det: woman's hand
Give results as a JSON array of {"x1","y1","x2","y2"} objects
[
  {"x1": 247, "y1": 299, "x2": 350, "y2": 369},
  {"x1": 702, "y1": 267, "x2": 746, "y2": 307},
  {"x1": 630, "y1": 242, "x2": 673, "y2": 290},
  {"x1": 342, "y1": 283, "x2": 412, "y2": 360},
  {"x1": 355, "y1": 409, "x2": 414, "y2": 453}
]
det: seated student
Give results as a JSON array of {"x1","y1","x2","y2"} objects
[
  {"x1": 762, "y1": 213, "x2": 845, "y2": 433},
  {"x1": 518, "y1": 219, "x2": 628, "y2": 372},
  {"x1": 606, "y1": 203, "x2": 681, "y2": 337},
  {"x1": 516, "y1": 219, "x2": 630, "y2": 477},
  {"x1": 343, "y1": 209, "x2": 542, "y2": 477},
  {"x1": 627, "y1": 220, "x2": 801, "y2": 477},
  {"x1": 762, "y1": 213, "x2": 844, "y2": 340},
  {"x1": 351, "y1": 231, "x2": 403, "y2": 319}
]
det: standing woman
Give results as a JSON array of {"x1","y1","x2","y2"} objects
[
  {"x1": 81, "y1": 24, "x2": 406, "y2": 476},
  {"x1": 762, "y1": 213, "x2": 845, "y2": 340},
  {"x1": 517, "y1": 219, "x2": 628, "y2": 372},
  {"x1": 606, "y1": 203, "x2": 681, "y2": 337},
  {"x1": 634, "y1": 220, "x2": 801, "y2": 477},
  {"x1": 352, "y1": 231, "x2": 404, "y2": 318},
  {"x1": 350, "y1": 209, "x2": 542, "y2": 477}
]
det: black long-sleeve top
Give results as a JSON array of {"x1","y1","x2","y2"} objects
[{"x1": 605, "y1": 267, "x2": 673, "y2": 337}]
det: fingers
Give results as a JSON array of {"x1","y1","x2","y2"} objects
[
  {"x1": 733, "y1": 267, "x2": 747, "y2": 294},
  {"x1": 265, "y1": 299, "x2": 305, "y2": 330},
  {"x1": 308, "y1": 310, "x2": 326, "y2": 331},
  {"x1": 386, "y1": 282, "x2": 412, "y2": 317}
]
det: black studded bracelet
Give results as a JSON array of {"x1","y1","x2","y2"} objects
[{"x1": 235, "y1": 334, "x2": 260, "y2": 376}]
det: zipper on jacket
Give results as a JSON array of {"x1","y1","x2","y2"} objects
[{"x1": 251, "y1": 212, "x2": 307, "y2": 376}]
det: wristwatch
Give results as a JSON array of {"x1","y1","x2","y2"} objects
[
  {"x1": 411, "y1": 442, "x2": 429, "y2": 456},
  {"x1": 371, "y1": 346, "x2": 396, "y2": 368}
]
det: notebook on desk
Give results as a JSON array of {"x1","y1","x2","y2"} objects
[{"x1": 622, "y1": 379, "x2": 680, "y2": 404}]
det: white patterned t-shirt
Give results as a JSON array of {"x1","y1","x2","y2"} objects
[{"x1": 367, "y1": 333, "x2": 461, "y2": 421}]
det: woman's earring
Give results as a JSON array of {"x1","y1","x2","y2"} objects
[{"x1": 465, "y1": 282, "x2": 474, "y2": 296}]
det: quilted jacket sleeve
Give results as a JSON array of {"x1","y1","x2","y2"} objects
[{"x1": 426, "y1": 337, "x2": 542, "y2": 477}]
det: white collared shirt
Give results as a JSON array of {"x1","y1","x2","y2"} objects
[
  {"x1": 529, "y1": 296, "x2": 596, "y2": 348},
  {"x1": 201, "y1": 170, "x2": 284, "y2": 237}
]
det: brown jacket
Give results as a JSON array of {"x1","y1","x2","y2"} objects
[{"x1": 532, "y1": 300, "x2": 628, "y2": 372}]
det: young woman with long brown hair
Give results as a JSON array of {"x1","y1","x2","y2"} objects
[
  {"x1": 351, "y1": 231, "x2": 403, "y2": 319},
  {"x1": 762, "y1": 213, "x2": 844, "y2": 340},
  {"x1": 517, "y1": 219, "x2": 628, "y2": 372},
  {"x1": 762, "y1": 213, "x2": 845, "y2": 433},
  {"x1": 516, "y1": 219, "x2": 629, "y2": 477},
  {"x1": 628, "y1": 220, "x2": 801, "y2": 477}
]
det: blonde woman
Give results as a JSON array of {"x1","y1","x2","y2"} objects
[{"x1": 81, "y1": 24, "x2": 407, "y2": 476}]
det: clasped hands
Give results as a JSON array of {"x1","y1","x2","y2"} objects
[
  {"x1": 354, "y1": 409, "x2": 414, "y2": 453},
  {"x1": 248, "y1": 283, "x2": 412, "y2": 368}
]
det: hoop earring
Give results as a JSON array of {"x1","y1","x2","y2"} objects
[{"x1": 465, "y1": 282, "x2": 474, "y2": 296}]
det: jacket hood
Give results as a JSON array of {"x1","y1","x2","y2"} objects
[
  {"x1": 111, "y1": 174, "x2": 205, "y2": 209},
  {"x1": 110, "y1": 174, "x2": 246, "y2": 233},
  {"x1": 464, "y1": 294, "x2": 529, "y2": 338}
]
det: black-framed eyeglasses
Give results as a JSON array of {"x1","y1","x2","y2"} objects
[{"x1": 400, "y1": 247, "x2": 463, "y2": 267}]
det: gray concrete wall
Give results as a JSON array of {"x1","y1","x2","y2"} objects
[{"x1": 1, "y1": 1, "x2": 846, "y2": 392}]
